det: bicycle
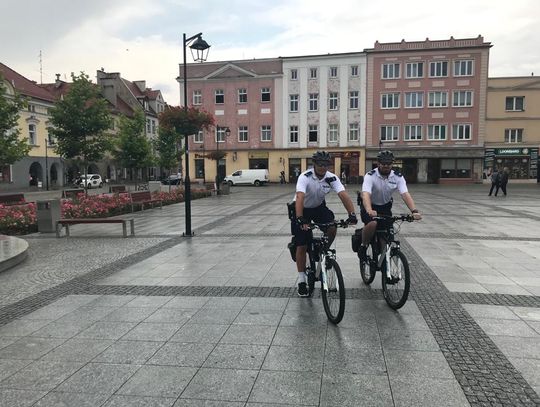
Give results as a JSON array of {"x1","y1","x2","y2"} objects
[
  {"x1": 357, "y1": 214, "x2": 415, "y2": 310},
  {"x1": 302, "y1": 220, "x2": 349, "y2": 324}
]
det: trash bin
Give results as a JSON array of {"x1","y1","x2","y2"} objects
[
  {"x1": 37, "y1": 199, "x2": 61, "y2": 233},
  {"x1": 219, "y1": 181, "x2": 230, "y2": 195},
  {"x1": 148, "y1": 181, "x2": 161, "y2": 193}
]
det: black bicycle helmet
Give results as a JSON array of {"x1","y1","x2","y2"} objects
[
  {"x1": 377, "y1": 150, "x2": 394, "y2": 163},
  {"x1": 312, "y1": 150, "x2": 332, "y2": 165}
]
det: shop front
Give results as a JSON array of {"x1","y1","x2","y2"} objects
[
  {"x1": 249, "y1": 152, "x2": 269, "y2": 170},
  {"x1": 484, "y1": 147, "x2": 539, "y2": 182}
]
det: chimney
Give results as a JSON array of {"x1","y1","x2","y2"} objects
[{"x1": 55, "y1": 74, "x2": 61, "y2": 88}]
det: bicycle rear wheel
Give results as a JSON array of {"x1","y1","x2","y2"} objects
[
  {"x1": 321, "y1": 258, "x2": 345, "y2": 324},
  {"x1": 359, "y1": 244, "x2": 376, "y2": 285},
  {"x1": 381, "y1": 250, "x2": 410, "y2": 310}
]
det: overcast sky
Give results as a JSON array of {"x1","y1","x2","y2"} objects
[{"x1": 1, "y1": 0, "x2": 539, "y2": 105}]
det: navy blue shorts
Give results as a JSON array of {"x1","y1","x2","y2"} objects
[
  {"x1": 291, "y1": 203, "x2": 335, "y2": 246},
  {"x1": 360, "y1": 201, "x2": 392, "y2": 229}
]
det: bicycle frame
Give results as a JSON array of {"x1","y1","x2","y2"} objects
[{"x1": 373, "y1": 226, "x2": 400, "y2": 280}]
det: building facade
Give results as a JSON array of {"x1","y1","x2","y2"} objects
[
  {"x1": 281, "y1": 53, "x2": 366, "y2": 183},
  {"x1": 178, "y1": 59, "x2": 283, "y2": 183},
  {"x1": 0, "y1": 63, "x2": 62, "y2": 191},
  {"x1": 365, "y1": 36, "x2": 491, "y2": 183},
  {"x1": 485, "y1": 76, "x2": 540, "y2": 182}
]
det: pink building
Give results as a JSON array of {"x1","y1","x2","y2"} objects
[
  {"x1": 178, "y1": 59, "x2": 282, "y2": 182},
  {"x1": 366, "y1": 36, "x2": 491, "y2": 183}
]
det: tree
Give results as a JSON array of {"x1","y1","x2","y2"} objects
[
  {"x1": 155, "y1": 125, "x2": 180, "y2": 191},
  {"x1": 0, "y1": 74, "x2": 31, "y2": 168},
  {"x1": 112, "y1": 109, "x2": 153, "y2": 185},
  {"x1": 48, "y1": 72, "x2": 112, "y2": 192}
]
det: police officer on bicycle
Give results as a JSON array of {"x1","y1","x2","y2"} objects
[
  {"x1": 292, "y1": 151, "x2": 357, "y2": 297},
  {"x1": 359, "y1": 150, "x2": 422, "y2": 260}
]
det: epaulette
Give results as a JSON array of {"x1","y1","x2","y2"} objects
[
  {"x1": 367, "y1": 169, "x2": 376, "y2": 175},
  {"x1": 325, "y1": 176, "x2": 336, "y2": 185},
  {"x1": 304, "y1": 171, "x2": 313, "y2": 177},
  {"x1": 392, "y1": 169, "x2": 403, "y2": 177}
]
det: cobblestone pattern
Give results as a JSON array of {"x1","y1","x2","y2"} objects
[
  {"x1": 401, "y1": 238, "x2": 540, "y2": 406},
  {"x1": 451, "y1": 292, "x2": 540, "y2": 308}
]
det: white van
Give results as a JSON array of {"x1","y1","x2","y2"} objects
[{"x1": 224, "y1": 169, "x2": 269, "y2": 186}]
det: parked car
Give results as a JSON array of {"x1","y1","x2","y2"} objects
[
  {"x1": 224, "y1": 169, "x2": 269, "y2": 186},
  {"x1": 161, "y1": 174, "x2": 182, "y2": 185},
  {"x1": 78, "y1": 174, "x2": 103, "y2": 189}
]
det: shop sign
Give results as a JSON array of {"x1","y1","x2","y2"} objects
[
  {"x1": 249, "y1": 152, "x2": 269, "y2": 159},
  {"x1": 333, "y1": 151, "x2": 360, "y2": 158},
  {"x1": 495, "y1": 148, "x2": 529, "y2": 155}
]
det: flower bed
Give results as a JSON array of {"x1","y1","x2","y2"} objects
[{"x1": 0, "y1": 189, "x2": 211, "y2": 235}]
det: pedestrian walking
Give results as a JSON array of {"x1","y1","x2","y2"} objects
[
  {"x1": 499, "y1": 167, "x2": 509, "y2": 196},
  {"x1": 488, "y1": 168, "x2": 500, "y2": 196}
]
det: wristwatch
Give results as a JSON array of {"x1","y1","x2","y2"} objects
[{"x1": 411, "y1": 209, "x2": 419, "y2": 214}]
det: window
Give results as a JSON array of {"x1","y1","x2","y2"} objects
[
  {"x1": 289, "y1": 125, "x2": 299, "y2": 143},
  {"x1": 348, "y1": 123, "x2": 359, "y2": 141},
  {"x1": 27, "y1": 104, "x2": 36, "y2": 113},
  {"x1": 404, "y1": 125, "x2": 422, "y2": 141},
  {"x1": 310, "y1": 68, "x2": 317, "y2": 79},
  {"x1": 351, "y1": 66, "x2": 359, "y2": 76},
  {"x1": 193, "y1": 90, "x2": 202, "y2": 105},
  {"x1": 216, "y1": 127, "x2": 227, "y2": 142},
  {"x1": 329, "y1": 67, "x2": 338, "y2": 78},
  {"x1": 291, "y1": 69, "x2": 298, "y2": 80},
  {"x1": 28, "y1": 124, "x2": 36, "y2": 145},
  {"x1": 261, "y1": 88, "x2": 271, "y2": 102},
  {"x1": 382, "y1": 63, "x2": 400, "y2": 79},
  {"x1": 441, "y1": 158, "x2": 471, "y2": 178},
  {"x1": 349, "y1": 91, "x2": 359, "y2": 109},
  {"x1": 194, "y1": 130, "x2": 203, "y2": 143},
  {"x1": 405, "y1": 92, "x2": 423, "y2": 108},
  {"x1": 238, "y1": 126, "x2": 248, "y2": 142},
  {"x1": 289, "y1": 94, "x2": 299, "y2": 112},
  {"x1": 329, "y1": 92, "x2": 338, "y2": 110},
  {"x1": 505, "y1": 96, "x2": 524, "y2": 111},
  {"x1": 427, "y1": 124, "x2": 447, "y2": 140},
  {"x1": 308, "y1": 93, "x2": 318, "y2": 111},
  {"x1": 454, "y1": 60, "x2": 473, "y2": 76},
  {"x1": 428, "y1": 91, "x2": 448, "y2": 107},
  {"x1": 380, "y1": 125, "x2": 399, "y2": 141},
  {"x1": 505, "y1": 128, "x2": 523, "y2": 143},
  {"x1": 238, "y1": 88, "x2": 247, "y2": 103},
  {"x1": 261, "y1": 125, "x2": 272, "y2": 141},
  {"x1": 328, "y1": 124, "x2": 338, "y2": 143},
  {"x1": 406, "y1": 62, "x2": 424, "y2": 78},
  {"x1": 308, "y1": 124, "x2": 318, "y2": 142},
  {"x1": 215, "y1": 89, "x2": 224, "y2": 104},
  {"x1": 452, "y1": 124, "x2": 471, "y2": 140},
  {"x1": 151, "y1": 120, "x2": 156, "y2": 134},
  {"x1": 146, "y1": 119, "x2": 151, "y2": 133},
  {"x1": 429, "y1": 61, "x2": 448, "y2": 77},
  {"x1": 381, "y1": 93, "x2": 400, "y2": 109},
  {"x1": 453, "y1": 91, "x2": 473, "y2": 107}
]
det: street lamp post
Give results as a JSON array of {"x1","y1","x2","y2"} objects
[
  {"x1": 182, "y1": 32, "x2": 210, "y2": 237},
  {"x1": 215, "y1": 126, "x2": 231, "y2": 194},
  {"x1": 45, "y1": 135, "x2": 55, "y2": 191}
]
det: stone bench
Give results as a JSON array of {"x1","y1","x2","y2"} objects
[{"x1": 56, "y1": 218, "x2": 135, "y2": 238}]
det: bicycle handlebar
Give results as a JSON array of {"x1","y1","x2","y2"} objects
[
  {"x1": 372, "y1": 214, "x2": 415, "y2": 222},
  {"x1": 308, "y1": 219, "x2": 350, "y2": 230}
]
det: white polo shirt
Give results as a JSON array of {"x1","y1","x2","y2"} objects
[
  {"x1": 362, "y1": 168, "x2": 408, "y2": 206},
  {"x1": 294, "y1": 168, "x2": 345, "y2": 208}
]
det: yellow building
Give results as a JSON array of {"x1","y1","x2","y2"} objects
[{"x1": 486, "y1": 77, "x2": 540, "y2": 182}]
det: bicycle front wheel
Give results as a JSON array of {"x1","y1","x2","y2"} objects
[
  {"x1": 359, "y1": 244, "x2": 376, "y2": 285},
  {"x1": 321, "y1": 258, "x2": 345, "y2": 324},
  {"x1": 381, "y1": 250, "x2": 410, "y2": 310}
]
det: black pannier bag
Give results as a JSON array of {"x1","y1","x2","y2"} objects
[
  {"x1": 351, "y1": 228, "x2": 362, "y2": 252},
  {"x1": 287, "y1": 201, "x2": 296, "y2": 220},
  {"x1": 288, "y1": 236, "x2": 296, "y2": 262}
]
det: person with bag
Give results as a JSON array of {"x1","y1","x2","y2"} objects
[
  {"x1": 488, "y1": 168, "x2": 500, "y2": 196},
  {"x1": 498, "y1": 167, "x2": 509, "y2": 196},
  {"x1": 289, "y1": 151, "x2": 357, "y2": 297}
]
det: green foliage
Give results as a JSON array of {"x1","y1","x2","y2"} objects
[
  {"x1": 48, "y1": 72, "x2": 113, "y2": 163},
  {"x1": 113, "y1": 109, "x2": 153, "y2": 170},
  {"x1": 159, "y1": 105, "x2": 214, "y2": 136},
  {"x1": 154, "y1": 125, "x2": 180, "y2": 171},
  {"x1": 0, "y1": 74, "x2": 31, "y2": 166}
]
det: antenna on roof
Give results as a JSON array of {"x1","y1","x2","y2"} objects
[{"x1": 39, "y1": 50, "x2": 43, "y2": 85}]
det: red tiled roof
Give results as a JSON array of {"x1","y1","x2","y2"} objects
[
  {"x1": 40, "y1": 81, "x2": 72, "y2": 101},
  {"x1": 145, "y1": 89, "x2": 160, "y2": 100},
  {"x1": 115, "y1": 96, "x2": 135, "y2": 116},
  {"x1": 122, "y1": 78, "x2": 145, "y2": 98},
  {"x1": 0, "y1": 62, "x2": 56, "y2": 102}
]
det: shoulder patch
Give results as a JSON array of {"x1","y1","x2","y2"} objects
[
  {"x1": 367, "y1": 170, "x2": 376, "y2": 175},
  {"x1": 392, "y1": 169, "x2": 403, "y2": 177},
  {"x1": 325, "y1": 176, "x2": 337, "y2": 184},
  {"x1": 304, "y1": 171, "x2": 313, "y2": 177}
]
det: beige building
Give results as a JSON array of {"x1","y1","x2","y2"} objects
[{"x1": 485, "y1": 77, "x2": 540, "y2": 182}]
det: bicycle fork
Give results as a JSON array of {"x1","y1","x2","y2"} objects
[{"x1": 378, "y1": 244, "x2": 401, "y2": 280}]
